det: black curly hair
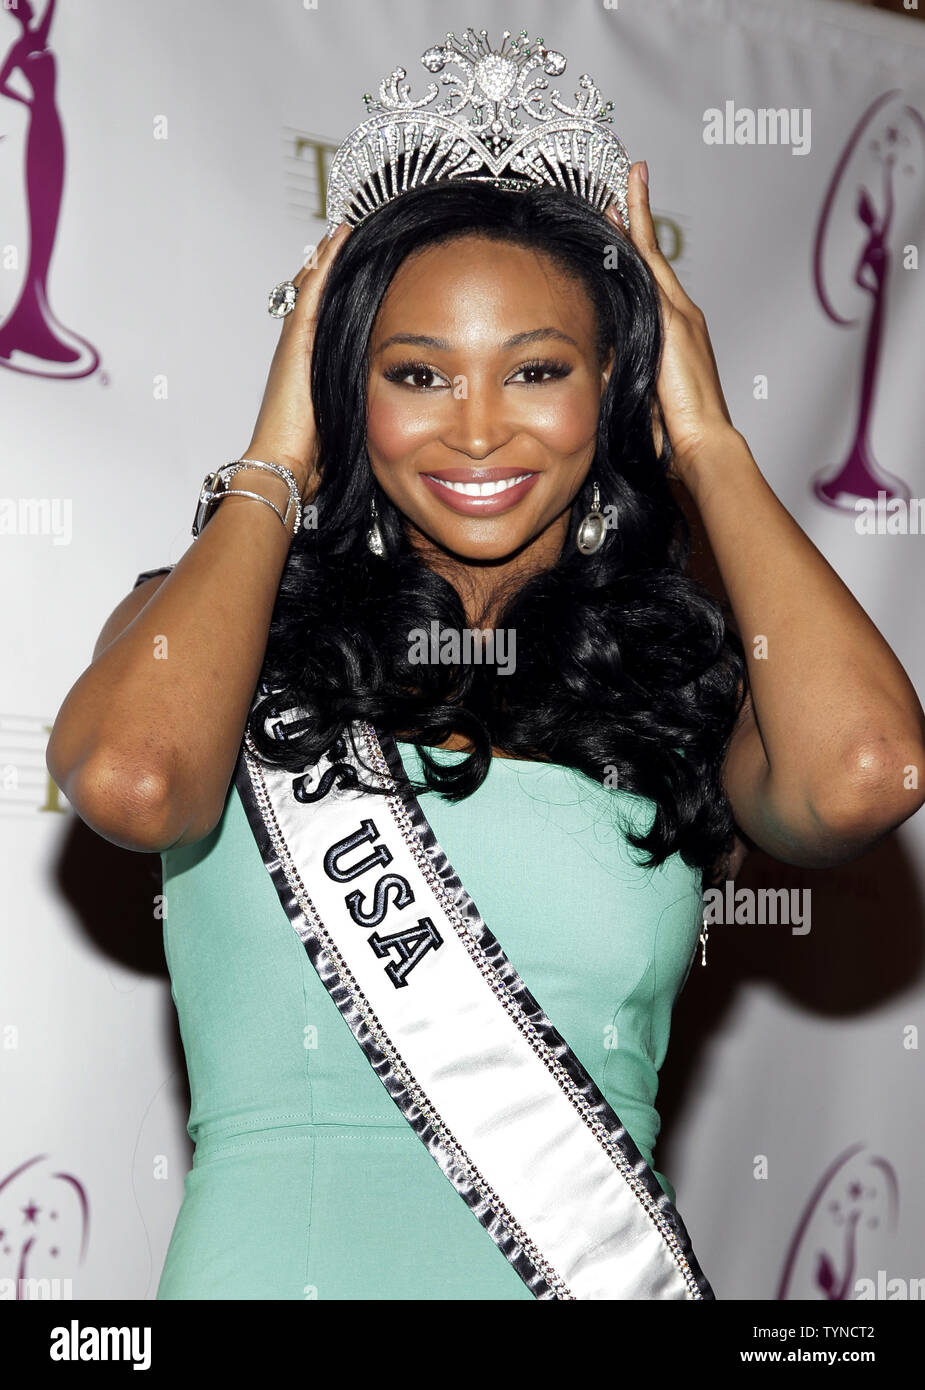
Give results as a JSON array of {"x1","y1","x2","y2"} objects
[{"x1": 245, "y1": 180, "x2": 747, "y2": 887}]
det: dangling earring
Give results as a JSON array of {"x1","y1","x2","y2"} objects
[
  {"x1": 367, "y1": 495, "x2": 386, "y2": 558},
  {"x1": 576, "y1": 481, "x2": 606, "y2": 555}
]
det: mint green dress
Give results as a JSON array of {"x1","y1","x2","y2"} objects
[{"x1": 155, "y1": 740, "x2": 704, "y2": 1300}]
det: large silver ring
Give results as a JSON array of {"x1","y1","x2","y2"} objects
[{"x1": 268, "y1": 281, "x2": 299, "y2": 318}]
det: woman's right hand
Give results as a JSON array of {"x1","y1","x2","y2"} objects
[{"x1": 243, "y1": 222, "x2": 351, "y2": 504}]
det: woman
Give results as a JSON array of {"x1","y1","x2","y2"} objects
[{"x1": 47, "y1": 85, "x2": 925, "y2": 1301}]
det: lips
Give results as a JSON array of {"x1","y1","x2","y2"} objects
[{"x1": 421, "y1": 466, "x2": 540, "y2": 516}]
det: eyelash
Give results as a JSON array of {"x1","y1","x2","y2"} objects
[{"x1": 381, "y1": 357, "x2": 573, "y2": 390}]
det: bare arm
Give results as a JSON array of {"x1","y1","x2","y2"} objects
[
  {"x1": 695, "y1": 436, "x2": 925, "y2": 866},
  {"x1": 0, "y1": 43, "x2": 28, "y2": 100},
  {"x1": 620, "y1": 164, "x2": 925, "y2": 871},
  {"x1": 47, "y1": 470, "x2": 299, "y2": 852},
  {"x1": 37, "y1": 0, "x2": 58, "y2": 50},
  {"x1": 46, "y1": 223, "x2": 351, "y2": 852}
]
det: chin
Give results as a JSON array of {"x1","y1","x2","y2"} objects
[
  {"x1": 420, "y1": 519, "x2": 539, "y2": 564},
  {"x1": 453, "y1": 537, "x2": 537, "y2": 564}
]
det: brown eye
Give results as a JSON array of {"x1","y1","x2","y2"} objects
[
  {"x1": 382, "y1": 361, "x2": 448, "y2": 390},
  {"x1": 509, "y1": 360, "x2": 573, "y2": 385}
]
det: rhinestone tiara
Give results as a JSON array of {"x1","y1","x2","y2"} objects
[{"x1": 324, "y1": 26, "x2": 631, "y2": 236}]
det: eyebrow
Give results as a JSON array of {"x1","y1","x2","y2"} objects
[{"x1": 372, "y1": 327, "x2": 580, "y2": 355}]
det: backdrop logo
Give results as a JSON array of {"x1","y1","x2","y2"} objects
[
  {"x1": 776, "y1": 1142, "x2": 900, "y2": 1300},
  {"x1": 0, "y1": 1154, "x2": 89, "y2": 1299},
  {"x1": 288, "y1": 131, "x2": 338, "y2": 225},
  {"x1": 0, "y1": 2, "x2": 100, "y2": 378},
  {"x1": 811, "y1": 91, "x2": 924, "y2": 511}
]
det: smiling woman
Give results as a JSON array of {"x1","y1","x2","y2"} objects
[
  {"x1": 252, "y1": 179, "x2": 747, "y2": 875},
  {"x1": 367, "y1": 237, "x2": 610, "y2": 547},
  {"x1": 47, "y1": 25, "x2": 925, "y2": 1305}
]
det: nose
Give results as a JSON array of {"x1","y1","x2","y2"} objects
[{"x1": 439, "y1": 378, "x2": 514, "y2": 460}]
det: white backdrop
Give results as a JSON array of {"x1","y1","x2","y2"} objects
[{"x1": 2, "y1": 0, "x2": 924, "y2": 1301}]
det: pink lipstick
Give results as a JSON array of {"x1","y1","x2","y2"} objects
[{"x1": 420, "y1": 466, "x2": 540, "y2": 516}]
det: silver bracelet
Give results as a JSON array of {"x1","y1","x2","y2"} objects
[
  {"x1": 224, "y1": 459, "x2": 304, "y2": 534},
  {"x1": 192, "y1": 458, "x2": 303, "y2": 538}
]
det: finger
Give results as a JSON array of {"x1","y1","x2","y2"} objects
[
  {"x1": 276, "y1": 224, "x2": 351, "y2": 335},
  {"x1": 626, "y1": 162, "x2": 660, "y2": 254},
  {"x1": 606, "y1": 182, "x2": 672, "y2": 329},
  {"x1": 604, "y1": 169, "x2": 669, "y2": 298},
  {"x1": 293, "y1": 222, "x2": 350, "y2": 287},
  {"x1": 622, "y1": 163, "x2": 690, "y2": 306}
]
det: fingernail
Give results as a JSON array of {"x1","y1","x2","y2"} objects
[{"x1": 639, "y1": 161, "x2": 649, "y2": 188}]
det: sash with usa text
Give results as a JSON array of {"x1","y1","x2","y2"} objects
[{"x1": 233, "y1": 703, "x2": 715, "y2": 1301}]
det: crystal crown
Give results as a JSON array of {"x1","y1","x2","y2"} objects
[{"x1": 324, "y1": 27, "x2": 631, "y2": 235}]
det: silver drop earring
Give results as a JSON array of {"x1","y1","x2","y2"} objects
[
  {"x1": 576, "y1": 481, "x2": 606, "y2": 555},
  {"x1": 367, "y1": 495, "x2": 386, "y2": 558}
]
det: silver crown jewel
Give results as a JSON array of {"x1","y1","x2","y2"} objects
[{"x1": 324, "y1": 27, "x2": 631, "y2": 235}]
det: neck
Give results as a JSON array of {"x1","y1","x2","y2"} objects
[{"x1": 406, "y1": 508, "x2": 570, "y2": 627}]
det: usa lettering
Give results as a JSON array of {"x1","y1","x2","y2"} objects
[{"x1": 320, "y1": 814, "x2": 442, "y2": 989}]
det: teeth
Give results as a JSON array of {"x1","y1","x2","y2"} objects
[{"x1": 428, "y1": 473, "x2": 533, "y2": 497}]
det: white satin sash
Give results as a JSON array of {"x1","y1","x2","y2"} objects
[{"x1": 233, "y1": 710, "x2": 714, "y2": 1301}]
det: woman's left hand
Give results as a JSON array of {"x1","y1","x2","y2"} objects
[{"x1": 607, "y1": 162, "x2": 736, "y2": 484}]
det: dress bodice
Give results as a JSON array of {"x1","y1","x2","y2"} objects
[{"x1": 160, "y1": 736, "x2": 704, "y2": 1205}]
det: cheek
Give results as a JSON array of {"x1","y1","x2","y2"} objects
[
  {"x1": 366, "y1": 385, "x2": 438, "y2": 464},
  {"x1": 517, "y1": 382, "x2": 601, "y2": 455},
  {"x1": 365, "y1": 377, "x2": 602, "y2": 465}
]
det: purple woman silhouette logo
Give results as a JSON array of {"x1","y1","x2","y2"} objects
[
  {"x1": 777, "y1": 1142, "x2": 899, "y2": 1300},
  {"x1": 0, "y1": 0, "x2": 100, "y2": 377},
  {"x1": 811, "y1": 91, "x2": 924, "y2": 510}
]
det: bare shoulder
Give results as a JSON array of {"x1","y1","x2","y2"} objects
[{"x1": 92, "y1": 568, "x2": 173, "y2": 661}]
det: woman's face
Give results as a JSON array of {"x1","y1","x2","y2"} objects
[{"x1": 366, "y1": 235, "x2": 613, "y2": 565}]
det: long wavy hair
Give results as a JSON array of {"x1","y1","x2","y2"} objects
[{"x1": 245, "y1": 181, "x2": 747, "y2": 886}]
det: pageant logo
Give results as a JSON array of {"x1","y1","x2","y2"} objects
[
  {"x1": 778, "y1": 1143, "x2": 900, "y2": 1300},
  {"x1": 811, "y1": 91, "x2": 925, "y2": 510},
  {"x1": 0, "y1": 3, "x2": 100, "y2": 377},
  {"x1": 0, "y1": 1154, "x2": 90, "y2": 1300}
]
